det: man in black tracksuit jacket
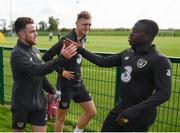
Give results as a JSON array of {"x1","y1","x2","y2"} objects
[
  {"x1": 43, "y1": 29, "x2": 87, "y2": 93},
  {"x1": 65, "y1": 19, "x2": 172, "y2": 131},
  {"x1": 42, "y1": 11, "x2": 96, "y2": 132},
  {"x1": 42, "y1": 29, "x2": 92, "y2": 111},
  {"x1": 42, "y1": 30, "x2": 94, "y2": 130},
  {"x1": 10, "y1": 17, "x2": 77, "y2": 132}
]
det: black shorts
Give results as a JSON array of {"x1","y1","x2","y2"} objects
[
  {"x1": 12, "y1": 109, "x2": 47, "y2": 129},
  {"x1": 58, "y1": 82, "x2": 92, "y2": 109}
]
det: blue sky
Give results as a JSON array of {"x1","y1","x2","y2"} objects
[{"x1": 1, "y1": 0, "x2": 180, "y2": 29}]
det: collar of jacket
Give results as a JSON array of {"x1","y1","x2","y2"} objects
[
  {"x1": 131, "y1": 44, "x2": 156, "y2": 55},
  {"x1": 17, "y1": 39, "x2": 32, "y2": 50},
  {"x1": 72, "y1": 28, "x2": 86, "y2": 42}
]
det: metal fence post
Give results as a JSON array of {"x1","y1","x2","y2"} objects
[
  {"x1": 0, "y1": 47, "x2": 4, "y2": 105},
  {"x1": 114, "y1": 66, "x2": 121, "y2": 105}
]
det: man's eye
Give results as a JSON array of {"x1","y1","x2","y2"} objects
[
  {"x1": 134, "y1": 29, "x2": 140, "y2": 33},
  {"x1": 83, "y1": 24, "x2": 91, "y2": 26}
]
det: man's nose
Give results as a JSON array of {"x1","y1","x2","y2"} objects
[{"x1": 35, "y1": 32, "x2": 38, "y2": 36}]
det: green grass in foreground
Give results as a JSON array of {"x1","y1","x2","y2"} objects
[{"x1": 0, "y1": 105, "x2": 74, "y2": 132}]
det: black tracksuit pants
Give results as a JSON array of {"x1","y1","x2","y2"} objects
[{"x1": 101, "y1": 102, "x2": 157, "y2": 132}]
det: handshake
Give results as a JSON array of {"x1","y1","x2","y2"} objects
[
  {"x1": 53, "y1": 90, "x2": 61, "y2": 102},
  {"x1": 60, "y1": 38, "x2": 81, "y2": 59},
  {"x1": 63, "y1": 38, "x2": 81, "y2": 48}
]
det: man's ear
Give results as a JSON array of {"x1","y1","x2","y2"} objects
[
  {"x1": 145, "y1": 34, "x2": 153, "y2": 43},
  {"x1": 18, "y1": 31, "x2": 25, "y2": 39}
]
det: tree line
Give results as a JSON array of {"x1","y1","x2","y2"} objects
[
  {"x1": 1, "y1": 17, "x2": 180, "y2": 37},
  {"x1": 0, "y1": 16, "x2": 60, "y2": 33}
]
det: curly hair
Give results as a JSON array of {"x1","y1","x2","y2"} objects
[{"x1": 15, "y1": 17, "x2": 34, "y2": 33}]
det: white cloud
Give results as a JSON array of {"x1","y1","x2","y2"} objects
[{"x1": 1, "y1": 0, "x2": 180, "y2": 29}]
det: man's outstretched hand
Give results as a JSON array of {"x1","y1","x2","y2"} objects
[
  {"x1": 63, "y1": 38, "x2": 81, "y2": 48},
  {"x1": 61, "y1": 43, "x2": 77, "y2": 59}
]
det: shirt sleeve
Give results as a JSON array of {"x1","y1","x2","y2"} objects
[
  {"x1": 78, "y1": 47, "x2": 122, "y2": 67},
  {"x1": 42, "y1": 40, "x2": 64, "y2": 75},
  {"x1": 11, "y1": 50, "x2": 64, "y2": 76},
  {"x1": 42, "y1": 41, "x2": 63, "y2": 61},
  {"x1": 121, "y1": 57, "x2": 172, "y2": 120}
]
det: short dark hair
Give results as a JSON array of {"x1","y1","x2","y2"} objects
[
  {"x1": 15, "y1": 17, "x2": 34, "y2": 33},
  {"x1": 138, "y1": 19, "x2": 159, "y2": 38},
  {"x1": 77, "y1": 11, "x2": 91, "y2": 21}
]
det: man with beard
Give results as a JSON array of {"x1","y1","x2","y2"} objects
[{"x1": 10, "y1": 17, "x2": 77, "y2": 132}]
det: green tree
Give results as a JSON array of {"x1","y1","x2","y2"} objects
[
  {"x1": 39, "y1": 21, "x2": 47, "y2": 31},
  {"x1": 48, "y1": 16, "x2": 59, "y2": 32},
  {"x1": 9, "y1": 20, "x2": 15, "y2": 32},
  {"x1": 0, "y1": 19, "x2": 7, "y2": 32}
]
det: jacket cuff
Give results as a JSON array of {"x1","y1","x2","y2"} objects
[{"x1": 77, "y1": 47, "x2": 85, "y2": 54}]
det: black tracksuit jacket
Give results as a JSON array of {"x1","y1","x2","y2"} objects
[
  {"x1": 10, "y1": 40, "x2": 64, "y2": 111},
  {"x1": 78, "y1": 44, "x2": 172, "y2": 120},
  {"x1": 42, "y1": 29, "x2": 86, "y2": 89}
]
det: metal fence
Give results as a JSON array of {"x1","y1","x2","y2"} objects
[{"x1": 0, "y1": 46, "x2": 180, "y2": 131}]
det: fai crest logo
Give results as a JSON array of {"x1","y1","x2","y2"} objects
[
  {"x1": 76, "y1": 54, "x2": 82, "y2": 64},
  {"x1": 62, "y1": 102, "x2": 68, "y2": 108},
  {"x1": 17, "y1": 122, "x2": 24, "y2": 128},
  {"x1": 137, "y1": 59, "x2": 147, "y2": 68}
]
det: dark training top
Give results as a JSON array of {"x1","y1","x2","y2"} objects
[
  {"x1": 10, "y1": 40, "x2": 64, "y2": 111},
  {"x1": 78, "y1": 44, "x2": 172, "y2": 120},
  {"x1": 42, "y1": 29, "x2": 86, "y2": 89}
]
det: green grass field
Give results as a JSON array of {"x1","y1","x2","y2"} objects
[
  {"x1": 0, "y1": 34, "x2": 180, "y2": 131},
  {"x1": 1, "y1": 35, "x2": 180, "y2": 57}
]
